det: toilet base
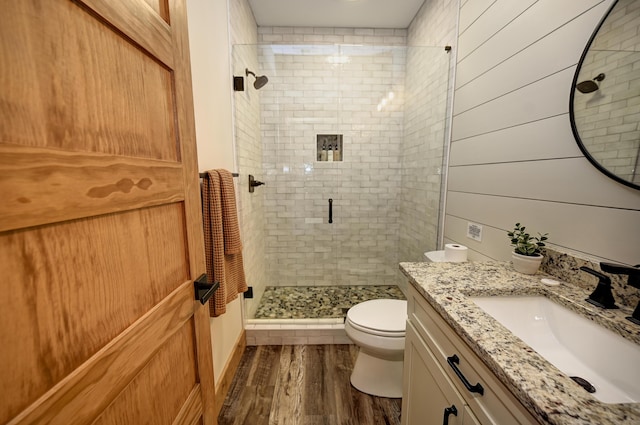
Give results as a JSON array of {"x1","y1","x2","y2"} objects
[{"x1": 350, "y1": 350, "x2": 403, "y2": 398}]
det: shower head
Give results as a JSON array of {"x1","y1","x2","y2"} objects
[
  {"x1": 245, "y1": 68, "x2": 269, "y2": 89},
  {"x1": 576, "y1": 73, "x2": 605, "y2": 94},
  {"x1": 253, "y1": 75, "x2": 269, "y2": 89}
]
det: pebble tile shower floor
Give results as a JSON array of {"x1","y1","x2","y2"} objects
[{"x1": 253, "y1": 285, "x2": 406, "y2": 319}]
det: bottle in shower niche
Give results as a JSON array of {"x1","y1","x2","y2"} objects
[
  {"x1": 333, "y1": 143, "x2": 341, "y2": 161},
  {"x1": 327, "y1": 144, "x2": 334, "y2": 162},
  {"x1": 320, "y1": 142, "x2": 327, "y2": 161}
]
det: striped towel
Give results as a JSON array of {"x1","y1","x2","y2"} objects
[{"x1": 202, "y1": 170, "x2": 247, "y2": 317}]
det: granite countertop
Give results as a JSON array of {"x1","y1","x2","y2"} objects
[{"x1": 399, "y1": 261, "x2": 640, "y2": 425}]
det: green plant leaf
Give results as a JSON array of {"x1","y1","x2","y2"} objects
[{"x1": 508, "y1": 222, "x2": 550, "y2": 256}]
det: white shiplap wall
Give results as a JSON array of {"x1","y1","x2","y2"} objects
[{"x1": 446, "y1": 0, "x2": 640, "y2": 265}]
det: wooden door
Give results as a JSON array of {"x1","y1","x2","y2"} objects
[{"x1": 0, "y1": 1, "x2": 216, "y2": 424}]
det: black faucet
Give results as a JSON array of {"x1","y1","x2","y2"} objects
[
  {"x1": 600, "y1": 262, "x2": 640, "y2": 325},
  {"x1": 580, "y1": 266, "x2": 618, "y2": 309}
]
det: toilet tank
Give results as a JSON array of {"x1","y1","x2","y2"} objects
[
  {"x1": 423, "y1": 250, "x2": 447, "y2": 262},
  {"x1": 424, "y1": 246, "x2": 468, "y2": 263}
]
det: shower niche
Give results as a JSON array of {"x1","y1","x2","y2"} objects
[{"x1": 316, "y1": 134, "x2": 343, "y2": 162}]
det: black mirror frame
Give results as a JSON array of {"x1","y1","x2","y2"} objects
[{"x1": 569, "y1": 0, "x2": 640, "y2": 191}]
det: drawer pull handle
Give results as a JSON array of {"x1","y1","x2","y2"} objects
[
  {"x1": 443, "y1": 404, "x2": 457, "y2": 425},
  {"x1": 447, "y1": 354, "x2": 484, "y2": 395}
]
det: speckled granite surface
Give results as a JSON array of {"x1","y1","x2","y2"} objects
[
  {"x1": 400, "y1": 261, "x2": 640, "y2": 425},
  {"x1": 542, "y1": 248, "x2": 639, "y2": 309},
  {"x1": 254, "y1": 285, "x2": 405, "y2": 319}
]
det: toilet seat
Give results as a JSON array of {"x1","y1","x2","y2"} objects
[
  {"x1": 346, "y1": 299, "x2": 406, "y2": 337},
  {"x1": 346, "y1": 319, "x2": 405, "y2": 337}
]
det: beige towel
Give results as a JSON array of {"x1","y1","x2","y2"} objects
[{"x1": 202, "y1": 170, "x2": 247, "y2": 317}]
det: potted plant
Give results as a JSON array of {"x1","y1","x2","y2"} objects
[{"x1": 507, "y1": 223, "x2": 549, "y2": 274}]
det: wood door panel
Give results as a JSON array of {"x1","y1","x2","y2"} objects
[
  {"x1": 1, "y1": 0, "x2": 177, "y2": 161},
  {"x1": 1, "y1": 0, "x2": 216, "y2": 423},
  {"x1": 92, "y1": 320, "x2": 198, "y2": 425},
  {"x1": 0, "y1": 204, "x2": 190, "y2": 423},
  {"x1": 173, "y1": 386, "x2": 206, "y2": 425},
  {"x1": 0, "y1": 145, "x2": 184, "y2": 232},
  {"x1": 79, "y1": 0, "x2": 173, "y2": 64},
  {"x1": 140, "y1": 0, "x2": 170, "y2": 22},
  {"x1": 6, "y1": 280, "x2": 196, "y2": 425}
]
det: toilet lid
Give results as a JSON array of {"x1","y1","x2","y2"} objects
[{"x1": 347, "y1": 299, "x2": 407, "y2": 334}]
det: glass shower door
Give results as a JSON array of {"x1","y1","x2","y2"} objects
[{"x1": 234, "y1": 43, "x2": 451, "y2": 320}]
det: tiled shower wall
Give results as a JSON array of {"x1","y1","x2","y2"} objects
[{"x1": 256, "y1": 28, "x2": 408, "y2": 288}]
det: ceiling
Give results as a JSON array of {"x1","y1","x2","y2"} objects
[{"x1": 247, "y1": 0, "x2": 426, "y2": 29}]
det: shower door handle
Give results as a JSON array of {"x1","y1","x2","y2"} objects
[{"x1": 328, "y1": 198, "x2": 333, "y2": 223}]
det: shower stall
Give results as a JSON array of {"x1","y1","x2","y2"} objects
[{"x1": 232, "y1": 42, "x2": 451, "y2": 322}]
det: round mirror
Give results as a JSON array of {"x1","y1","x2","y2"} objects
[{"x1": 570, "y1": 0, "x2": 640, "y2": 190}]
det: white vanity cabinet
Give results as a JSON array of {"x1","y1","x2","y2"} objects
[
  {"x1": 403, "y1": 321, "x2": 481, "y2": 425},
  {"x1": 401, "y1": 286, "x2": 540, "y2": 425}
]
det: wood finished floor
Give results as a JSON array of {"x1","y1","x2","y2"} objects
[{"x1": 218, "y1": 345, "x2": 402, "y2": 425}]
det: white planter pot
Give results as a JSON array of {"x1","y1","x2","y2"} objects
[{"x1": 511, "y1": 251, "x2": 543, "y2": 275}]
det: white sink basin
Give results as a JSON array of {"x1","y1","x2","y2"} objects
[{"x1": 470, "y1": 296, "x2": 640, "y2": 404}]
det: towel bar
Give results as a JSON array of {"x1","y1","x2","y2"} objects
[{"x1": 199, "y1": 172, "x2": 239, "y2": 178}]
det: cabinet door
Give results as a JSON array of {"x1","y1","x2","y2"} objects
[
  {"x1": 463, "y1": 406, "x2": 482, "y2": 425},
  {"x1": 407, "y1": 286, "x2": 540, "y2": 425},
  {"x1": 402, "y1": 322, "x2": 467, "y2": 425}
]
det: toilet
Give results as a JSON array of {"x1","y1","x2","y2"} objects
[
  {"x1": 345, "y1": 250, "x2": 467, "y2": 398},
  {"x1": 345, "y1": 299, "x2": 407, "y2": 398}
]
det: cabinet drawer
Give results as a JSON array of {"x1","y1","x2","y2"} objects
[{"x1": 408, "y1": 286, "x2": 539, "y2": 425}]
